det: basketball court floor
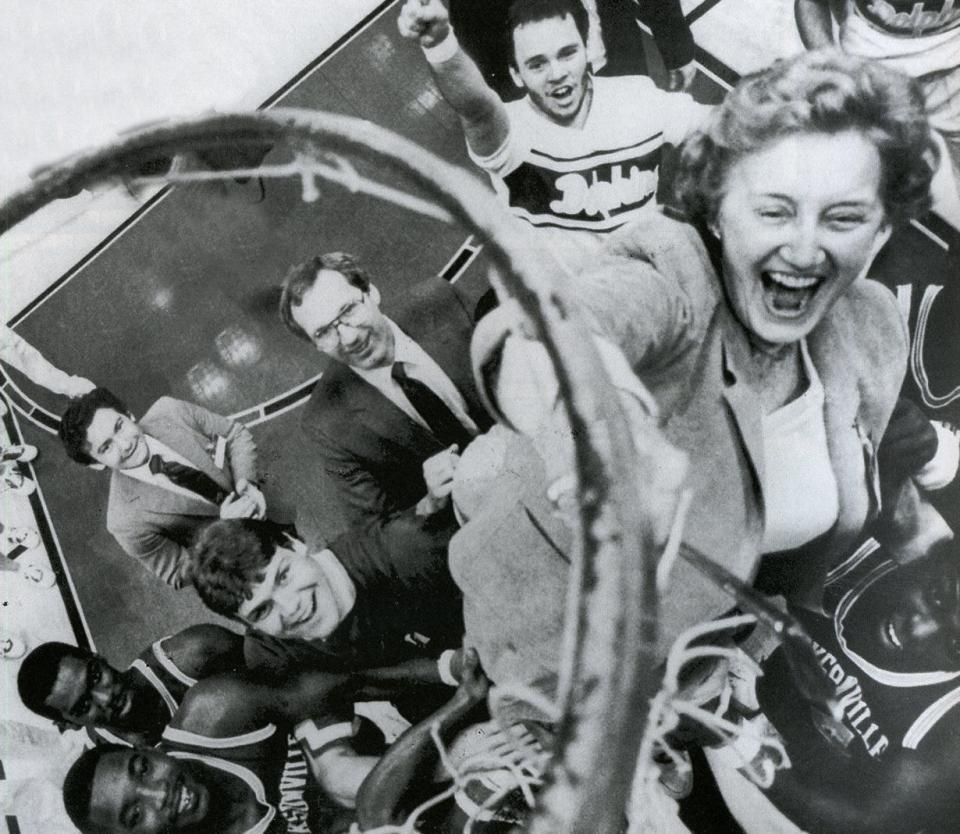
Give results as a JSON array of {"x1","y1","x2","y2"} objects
[{"x1": 1, "y1": 0, "x2": 957, "y2": 751}]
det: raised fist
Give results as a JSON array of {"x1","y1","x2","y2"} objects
[{"x1": 397, "y1": 0, "x2": 451, "y2": 48}]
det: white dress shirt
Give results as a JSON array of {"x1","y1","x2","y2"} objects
[
  {"x1": 122, "y1": 435, "x2": 220, "y2": 506},
  {"x1": 354, "y1": 319, "x2": 478, "y2": 437}
]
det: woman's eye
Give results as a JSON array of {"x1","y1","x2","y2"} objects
[
  {"x1": 278, "y1": 567, "x2": 290, "y2": 585},
  {"x1": 826, "y1": 214, "x2": 864, "y2": 228},
  {"x1": 757, "y1": 208, "x2": 787, "y2": 220}
]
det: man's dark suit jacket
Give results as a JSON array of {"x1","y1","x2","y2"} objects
[{"x1": 300, "y1": 277, "x2": 493, "y2": 527}]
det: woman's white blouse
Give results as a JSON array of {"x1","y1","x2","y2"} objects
[{"x1": 760, "y1": 340, "x2": 840, "y2": 553}]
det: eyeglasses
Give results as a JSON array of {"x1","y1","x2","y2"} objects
[{"x1": 311, "y1": 293, "x2": 368, "y2": 348}]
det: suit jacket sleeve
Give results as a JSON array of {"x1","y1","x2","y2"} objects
[
  {"x1": 109, "y1": 519, "x2": 190, "y2": 589},
  {"x1": 569, "y1": 218, "x2": 697, "y2": 373},
  {"x1": 302, "y1": 417, "x2": 392, "y2": 525},
  {"x1": 167, "y1": 397, "x2": 258, "y2": 485}
]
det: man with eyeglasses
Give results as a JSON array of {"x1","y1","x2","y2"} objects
[
  {"x1": 279, "y1": 252, "x2": 492, "y2": 532},
  {"x1": 16, "y1": 624, "x2": 245, "y2": 747}
]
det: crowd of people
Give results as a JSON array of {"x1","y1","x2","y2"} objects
[{"x1": 5, "y1": 0, "x2": 960, "y2": 832}]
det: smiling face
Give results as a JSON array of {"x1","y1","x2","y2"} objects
[
  {"x1": 715, "y1": 131, "x2": 892, "y2": 348},
  {"x1": 845, "y1": 546, "x2": 960, "y2": 674},
  {"x1": 236, "y1": 546, "x2": 349, "y2": 641},
  {"x1": 508, "y1": 14, "x2": 590, "y2": 126},
  {"x1": 84, "y1": 407, "x2": 150, "y2": 470},
  {"x1": 46, "y1": 655, "x2": 135, "y2": 730},
  {"x1": 88, "y1": 751, "x2": 210, "y2": 833},
  {"x1": 290, "y1": 269, "x2": 394, "y2": 370}
]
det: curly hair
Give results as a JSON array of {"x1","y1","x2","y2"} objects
[
  {"x1": 18, "y1": 641, "x2": 94, "y2": 727},
  {"x1": 59, "y1": 387, "x2": 131, "y2": 465},
  {"x1": 63, "y1": 744, "x2": 129, "y2": 834},
  {"x1": 189, "y1": 519, "x2": 290, "y2": 618},
  {"x1": 279, "y1": 251, "x2": 372, "y2": 343},
  {"x1": 674, "y1": 49, "x2": 938, "y2": 227},
  {"x1": 505, "y1": 0, "x2": 590, "y2": 67}
]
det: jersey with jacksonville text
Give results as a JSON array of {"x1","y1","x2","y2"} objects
[
  {"x1": 758, "y1": 539, "x2": 960, "y2": 764},
  {"x1": 162, "y1": 709, "x2": 356, "y2": 834},
  {"x1": 468, "y1": 75, "x2": 710, "y2": 237}
]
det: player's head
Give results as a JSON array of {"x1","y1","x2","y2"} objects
[
  {"x1": 842, "y1": 530, "x2": 960, "y2": 677},
  {"x1": 506, "y1": 0, "x2": 591, "y2": 125},
  {"x1": 64, "y1": 746, "x2": 218, "y2": 834},
  {"x1": 279, "y1": 251, "x2": 394, "y2": 370},
  {"x1": 190, "y1": 519, "x2": 352, "y2": 642},
  {"x1": 18, "y1": 642, "x2": 135, "y2": 732},
  {"x1": 59, "y1": 387, "x2": 149, "y2": 470}
]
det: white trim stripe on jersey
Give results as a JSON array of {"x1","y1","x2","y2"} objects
[
  {"x1": 903, "y1": 685, "x2": 960, "y2": 749},
  {"x1": 162, "y1": 722, "x2": 277, "y2": 749},
  {"x1": 151, "y1": 637, "x2": 199, "y2": 687},
  {"x1": 293, "y1": 718, "x2": 355, "y2": 757},
  {"x1": 835, "y1": 559, "x2": 960, "y2": 687},
  {"x1": 826, "y1": 537, "x2": 881, "y2": 585},
  {"x1": 129, "y1": 658, "x2": 180, "y2": 717},
  {"x1": 168, "y1": 750, "x2": 275, "y2": 834}
]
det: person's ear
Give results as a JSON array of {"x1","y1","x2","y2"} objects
[
  {"x1": 509, "y1": 64, "x2": 524, "y2": 89},
  {"x1": 368, "y1": 283, "x2": 382, "y2": 307},
  {"x1": 86, "y1": 462, "x2": 106, "y2": 471}
]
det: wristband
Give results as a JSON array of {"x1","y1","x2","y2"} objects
[
  {"x1": 422, "y1": 29, "x2": 459, "y2": 64},
  {"x1": 437, "y1": 649, "x2": 459, "y2": 686}
]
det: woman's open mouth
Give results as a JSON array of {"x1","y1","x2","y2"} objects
[{"x1": 761, "y1": 270, "x2": 823, "y2": 317}]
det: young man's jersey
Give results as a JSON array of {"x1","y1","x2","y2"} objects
[
  {"x1": 758, "y1": 539, "x2": 960, "y2": 763},
  {"x1": 468, "y1": 74, "x2": 710, "y2": 239},
  {"x1": 842, "y1": 0, "x2": 960, "y2": 77},
  {"x1": 162, "y1": 710, "x2": 357, "y2": 834},
  {"x1": 88, "y1": 635, "x2": 195, "y2": 747}
]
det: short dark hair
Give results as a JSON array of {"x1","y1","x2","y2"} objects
[
  {"x1": 190, "y1": 519, "x2": 289, "y2": 618},
  {"x1": 59, "y1": 387, "x2": 131, "y2": 465},
  {"x1": 18, "y1": 641, "x2": 93, "y2": 727},
  {"x1": 279, "y1": 252, "x2": 372, "y2": 342},
  {"x1": 506, "y1": 0, "x2": 590, "y2": 68},
  {"x1": 63, "y1": 743, "x2": 129, "y2": 834},
  {"x1": 674, "y1": 49, "x2": 938, "y2": 226}
]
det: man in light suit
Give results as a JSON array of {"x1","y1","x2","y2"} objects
[
  {"x1": 279, "y1": 252, "x2": 492, "y2": 528},
  {"x1": 59, "y1": 388, "x2": 268, "y2": 587}
]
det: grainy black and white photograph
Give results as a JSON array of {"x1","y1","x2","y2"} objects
[{"x1": 1, "y1": 1, "x2": 958, "y2": 832}]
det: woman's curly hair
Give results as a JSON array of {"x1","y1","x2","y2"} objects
[{"x1": 674, "y1": 49, "x2": 938, "y2": 226}]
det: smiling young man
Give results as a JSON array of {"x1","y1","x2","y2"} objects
[
  {"x1": 59, "y1": 388, "x2": 272, "y2": 587},
  {"x1": 60, "y1": 649, "x2": 510, "y2": 834},
  {"x1": 190, "y1": 517, "x2": 464, "y2": 678},
  {"x1": 279, "y1": 253, "x2": 491, "y2": 530},
  {"x1": 398, "y1": 0, "x2": 710, "y2": 244},
  {"x1": 17, "y1": 624, "x2": 245, "y2": 747},
  {"x1": 60, "y1": 664, "x2": 366, "y2": 834}
]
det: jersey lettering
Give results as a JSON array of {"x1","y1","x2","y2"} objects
[
  {"x1": 858, "y1": 0, "x2": 960, "y2": 36},
  {"x1": 812, "y1": 639, "x2": 891, "y2": 757}
]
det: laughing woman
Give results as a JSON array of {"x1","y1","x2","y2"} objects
[{"x1": 568, "y1": 49, "x2": 938, "y2": 625}]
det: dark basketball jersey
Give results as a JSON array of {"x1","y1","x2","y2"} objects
[
  {"x1": 759, "y1": 539, "x2": 960, "y2": 763},
  {"x1": 162, "y1": 712, "x2": 356, "y2": 834},
  {"x1": 88, "y1": 635, "x2": 194, "y2": 747}
]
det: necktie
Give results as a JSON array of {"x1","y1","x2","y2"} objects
[
  {"x1": 391, "y1": 362, "x2": 472, "y2": 449},
  {"x1": 149, "y1": 454, "x2": 227, "y2": 506}
]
